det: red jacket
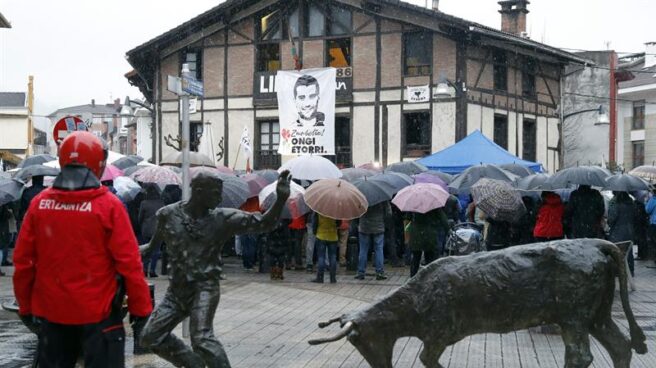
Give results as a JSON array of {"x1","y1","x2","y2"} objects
[
  {"x1": 13, "y1": 186, "x2": 152, "y2": 324},
  {"x1": 533, "y1": 193, "x2": 565, "y2": 239}
]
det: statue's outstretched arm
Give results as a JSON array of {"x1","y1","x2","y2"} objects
[
  {"x1": 226, "y1": 170, "x2": 292, "y2": 235},
  {"x1": 139, "y1": 210, "x2": 166, "y2": 258}
]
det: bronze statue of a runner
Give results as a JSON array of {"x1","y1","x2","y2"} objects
[{"x1": 139, "y1": 170, "x2": 291, "y2": 367}]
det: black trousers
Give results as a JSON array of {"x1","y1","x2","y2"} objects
[
  {"x1": 38, "y1": 317, "x2": 125, "y2": 368},
  {"x1": 410, "y1": 250, "x2": 436, "y2": 277},
  {"x1": 648, "y1": 224, "x2": 656, "y2": 260}
]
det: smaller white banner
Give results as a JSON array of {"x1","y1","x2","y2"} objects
[{"x1": 407, "y1": 85, "x2": 430, "y2": 103}]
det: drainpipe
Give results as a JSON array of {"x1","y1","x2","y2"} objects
[{"x1": 609, "y1": 52, "x2": 617, "y2": 166}]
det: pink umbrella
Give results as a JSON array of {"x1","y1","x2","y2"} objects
[
  {"x1": 412, "y1": 172, "x2": 448, "y2": 191},
  {"x1": 241, "y1": 173, "x2": 270, "y2": 197},
  {"x1": 100, "y1": 165, "x2": 124, "y2": 182},
  {"x1": 130, "y1": 166, "x2": 181, "y2": 189},
  {"x1": 357, "y1": 162, "x2": 383, "y2": 172},
  {"x1": 392, "y1": 183, "x2": 449, "y2": 214},
  {"x1": 215, "y1": 165, "x2": 235, "y2": 175}
]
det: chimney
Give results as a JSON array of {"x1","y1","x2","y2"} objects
[
  {"x1": 498, "y1": 0, "x2": 530, "y2": 36},
  {"x1": 645, "y1": 42, "x2": 656, "y2": 68},
  {"x1": 91, "y1": 99, "x2": 95, "y2": 107},
  {"x1": 431, "y1": 0, "x2": 440, "y2": 11}
]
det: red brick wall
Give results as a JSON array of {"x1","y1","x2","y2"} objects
[
  {"x1": 160, "y1": 54, "x2": 179, "y2": 100},
  {"x1": 228, "y1": 45, "x2": 254, "y2": 96},
  {"x1": 353, "y1": 35, "x2": 376, "y2": 89},
  {"x1": 381, "y1": 33, "x2": 402, "y2": 88},
  {"x1": 303, "y1": 40, "x2": 324, "y2": 68},
  {"x1": 203, "y1": 47, "x2": 225, "y2": 97},
  {"x1": 433, "y1": 35, "x2": 456, "y2": 81}
]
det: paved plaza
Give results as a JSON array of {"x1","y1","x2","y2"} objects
[{"x1": 1, "y1": 257, "x2": 656, "y2": 367}]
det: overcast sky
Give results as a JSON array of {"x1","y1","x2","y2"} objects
[{"x1": 0, "y1": 0, "x2": 653, "y2": 127}]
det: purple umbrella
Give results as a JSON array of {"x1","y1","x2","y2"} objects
[
  {"x1": 412, "y1": 172, "x2": 448, "y2": 191},
  {"x1": 391, "y1": 183, "x2": 449, "y2": 214},
  {"x1": 241, "y1": 173, "x2": 270, "y2": 198}
]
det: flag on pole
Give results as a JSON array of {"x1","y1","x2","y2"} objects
[{"x1": 240, "y1": 126, "x2": 252, "y2": 156}]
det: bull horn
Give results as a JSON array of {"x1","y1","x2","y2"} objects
[
  {"x1": 318, "y1": 317, "x2": 341, "y2": 328},
  {"x1": 308, "y1": 322, "x2": 354, "y2": 345}
]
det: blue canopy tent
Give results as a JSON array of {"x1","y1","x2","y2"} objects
[{"x1": 417, "y1": 130, "x2": 543, "y2": 174}]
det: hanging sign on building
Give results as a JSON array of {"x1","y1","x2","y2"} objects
[
  {"x1": 276, "y1": 68, "x2": 336, "y2": 155},
  {"x1": 406, "y1": 85, "x2": 430, "y2": 103}
]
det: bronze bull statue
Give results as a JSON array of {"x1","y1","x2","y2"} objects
[{"x1": 309, "y1": 239, "x2": 647, "y2": 368}]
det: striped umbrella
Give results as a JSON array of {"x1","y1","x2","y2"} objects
[{"x1": 471, "y1": 178, "x2": 526, "y2": 223}]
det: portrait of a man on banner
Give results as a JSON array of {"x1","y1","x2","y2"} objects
[{"x1": 276, "y1": 68, "x2": 336, "y2": 156}]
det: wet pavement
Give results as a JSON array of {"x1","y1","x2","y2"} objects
[{"x1": 1, "y1": 256, "x2": 656, "y2": 367}]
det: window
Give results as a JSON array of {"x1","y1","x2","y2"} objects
[
  {"x1": 493, "y1": 50, "x2": 507, "y2": 91},
  {"x1": 522, "y1": 119, "x2": 536, "y2": 161},
  {"x1": 288, "y1": 7, "x2": 300, "y2": 38},
  {"x1": 404, "y1": 33, "x2": 432, "y2": 76},
  {"x1": 633, "y1": 101, "x2": 645, "y2": 130},
  {"x1": 307, "y1": 3, "x2": 325, "y2": 37},
  {"x1": 403, "y1": 112, "x2": 431, "y2": 157},
  {"x1": 327, "y1": 117, "x2": 352, "y2": 168},
  {"x1": 493, "y1": 114, "x2": 508, "y2": 150},
  {"x1": 183, "y1": 50, "x2": 202, "y2": 80},
  {"x1": 256, "y1": 120, "x2": 281, "y2": 169},
  {"x1": 257, "y1": 43, "x2": 281, "y2": 72},
  {"x1": 260, "y1": 10, "x2": 283, "y2": 41},
  {"x1": 190, "y1": 122, "x2": 203, "y2": 152},
  {"x1": 326, "y1": 38, "x2": 351, "y2": 68},
  {"x1": 633, "y1": 141, "x2": 645, "y2": 168},
  {"x1": 522, "y1": 58, "x2": 536, "y2": 98},
  {"x1": 328, "y1": 5, "x2": 352, "y2": 36}
]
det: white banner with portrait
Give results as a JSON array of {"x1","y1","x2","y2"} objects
[{"x1": 276, "y1": 68, "x2": 336, "y2": 156}]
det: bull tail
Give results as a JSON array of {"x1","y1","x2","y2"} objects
[
  {"x1": 600, "y1": 242, "x2": 647, "y2": 354},
  {"x1": 308, "y1": 322, "x2": 354, "y2": 345}
]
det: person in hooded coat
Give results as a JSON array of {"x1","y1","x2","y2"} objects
[
  {"x1": 407, "y1": 208, "x2": 449, "y2": 277},
  {"x1": 564, "y1": 185, "x2": 605, "y2": 239},
  {"x1": 608, "y1": 191, "x2": 636, "y2": 276},
  {"x1": 533, "y1": 191, "x2": 565, "y2": 242},
  {"x1": 138, "y1": 183, "x2": 165, "y2": 277}
]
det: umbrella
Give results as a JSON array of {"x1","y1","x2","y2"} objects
[
  {"x1": 499, "y1": 163, "x2": 535, "y2": 178},
  {"x1": 259, "y1": 180, "x2": 310, "y2": 219},
  {"x1": 130, "y1": 166, "x2": 181, "y2": 189},
  {"x1": 357, "y1": 162, "x2": 383, "y2": 172},
  {"x1": 412, "y1": 172, "x2": 448, "y2": 191},
  {"x1": 340, "y1": 168, "x2": 375, "y2": 182},
  {"x1": 190, "y1": 167, "x2": 250, "y2": 208},
  {"x1": 368, "y1": 172, "x2": 413, "y2": 193},
  {"x1": 241, "y1": 173, "x2": 270, "y2": 198},
  {"x1": 386, "y1": 161, "x2": 428, "y2": 176},
  {"x1": 17, "y1": 154, "x2": 57, "y2": 168},
  {"x1": 278, "y1": 156, "x2": 342, "y2": 180},
  {"x1": 423, "y1": 170, "x2": 453, "y2": 184},
  {"x1": 546, "y1": 166, "x2": 610, "y2": 189},
  {"x1": 215, "y1": 166, "x2": 235, "y2": 175},
  {"x1": 253, "y1": 169, "x2": 279, "y2": 183},
  {"x1": 391, "y1": 183, "x2": 450, "y2": 214},
  {"x1": 603, "y1": 174, "x2": 651, "y2": 192},
  {"x1": 304, "y1": 179, "x2": 368, "y2": 220},
  {"x1": 351, "y1": 177, "x2": 395, "y2": 207},
  {"x1": 629, "y1": 165, "x2": 656, "y2": 183},
  {"x1": 160, "y1": 151, "x2": 216, "y2": 167},
  {"x1": 0, "y1": 178, "x2": 24, "y2": 206},
  {"x1": 448, "y1": 164, "x2": 518, "y2": 193},
  {"x1": 514, "y1": 173, "x2": 552, "y2": 190},
  {"x1": 113, "y1": 176, "x2": 142, "y2": 201},
  {"x1": 123, "y1": 165, "x2": 149, "y2": 177},
  {"x1": 111, "y1": 155, "x2": 144, "y2": 170},
  {"x1": 15, "y1": 165, "x2": 60, "y2": 182},
  {"x1": 100, "y1": 165, "x2": 124, "y2": 182},
  {"x1": 471, "y1": 178, "x2": 526, "y2": 223}
]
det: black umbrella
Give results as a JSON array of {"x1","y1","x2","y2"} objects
[
  {"x1": 112, "y1": 155, "x2": 144, "y2": 170},
  {"x1": 15, "y1": 165, "x2": 60, "y2": 182},
  {"x1": 448, "y1": 164, "x2": 518, "y2": 193},
  {"x1": 123, "y1": 165, "x2": 148, "y2": 177},
  {"x1": 514, "y1": 173, "x2": 552, "y2": 190},
  {"x1": 0, "y1": 178, "x2": 25, "y2": 206},
  {"x1": 603, "y1": 174, "x2": 651, "y2": 192},
  {"x1": 368, "y1": 172, "x2": 413, "y2": 193},
  {"x1": 351, "y1": 177, "x2": 395, "y2": 207},
  {"x1": 253, "y1": 169, "x2": 279, "y2": 183},
  {"x1": 341, "y1": 168, "x2": 375, "y2": 183},
  {"x1": 17, "y1": 154, "x2": 56, "y2": 168},
  {"x1": 190, "y1": 168, "x2": 250, "y2": 208},
  {"x1": 499, "y1": 163, "x2": 535, "y2": 178},
  {"x1": 386, "y1": 161, "x2": 428, "y2": 176},
  {"x1": 546, "y1": 166, "x2": 609, "y2": 189},
  {"x1": 423, "y1": 170, "x2": 453, "y2": 184}
]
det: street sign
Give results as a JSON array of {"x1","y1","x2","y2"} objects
[
  {"x1": 53, "y1": 116, "x2": 87, "y2": 146},
  {"x1": 167, "y1": 75, "x2": 183, "y2": 95},
  {"x1": 189, "y1": 98, "x2": 198, "y2": 114},
  {"x1": 182, "y1": 76, "x2": 204, "y2": 97}
]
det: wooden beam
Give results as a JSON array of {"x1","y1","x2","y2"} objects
[{"x1": 474, "y1": 49, "x2": 491, "y2": 88}]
